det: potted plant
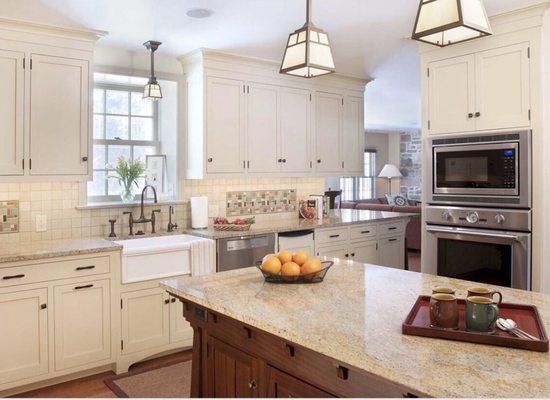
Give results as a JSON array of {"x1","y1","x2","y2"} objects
[{"x1": 108, "y1": 157, "x2": 146, "y2": 203}]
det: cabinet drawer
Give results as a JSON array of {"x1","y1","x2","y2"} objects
[
  {"x1": 378, "y1": 221, "x2": 404, "y2": 236},
  {"x1": 315, "y1": 228, "x2": 349, "y2": 245},
  {"x1": 0, "y1": 256, "x2": 110, "y2": 288},
  {"x1": 349, "y1": 224, "x2": 377, "y2": 240}
]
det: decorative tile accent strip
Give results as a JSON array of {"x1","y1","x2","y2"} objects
[
  {"x1": 226, "y1": 189, "x2": 297, "y2": 216},
  {"x1": 0, "y1": 200, "x2": 19, "y2": 234}
]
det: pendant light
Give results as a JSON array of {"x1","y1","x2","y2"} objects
[
  {"x1": 280, "y1": 0, "x2": 335, "y2": 78},
  {"x1": 143, "y1": 40, "x2": 163, "y2": 100},
  {"x1": 412, "y1": 0, "x2": 492, "y2": 47}
]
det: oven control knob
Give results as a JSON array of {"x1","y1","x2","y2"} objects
[
  {"x1": 495, "y1": 214, "x2": 506, "y2": 225},
  {"x1": 441, "y1": 211, "x2": 452, "y2": 221},
  {"x1": 466, "y1": 212, "x2": 479, "y2": 224}
]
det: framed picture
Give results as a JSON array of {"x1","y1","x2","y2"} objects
[{"x1": 146, "y1": 155, "x2": 167, "y2": 196}]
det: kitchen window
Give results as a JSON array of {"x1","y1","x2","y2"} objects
[{"x1": 340, "y1": 150, "x2": 377, "y2": 201}]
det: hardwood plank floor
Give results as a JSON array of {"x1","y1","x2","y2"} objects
[
  {"x1": 407, "y1": 250, "x2": 421, "y2": 273},
  {"x1": 16, "y1": 351, "x2": 193, "y2": 398}
]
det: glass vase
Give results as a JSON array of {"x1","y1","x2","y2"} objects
[{"x1": 120, "y1": 185, "x2": 134, "y2": 203}]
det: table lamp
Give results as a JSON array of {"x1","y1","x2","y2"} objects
[{"x1": 378, "y1": 164, "x2": 402, "y2": 195}]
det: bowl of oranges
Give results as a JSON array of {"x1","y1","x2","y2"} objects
[{"x1": 257, "y1": 250, "x2": 333, "y2": 284}]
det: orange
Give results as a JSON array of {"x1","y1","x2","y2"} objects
[
  {"x1": 292, "y1": 251, "x2": 309, "y2": 266},
  {"x1": 277, "y1": 250, "x2": 293, "y2": 264},
  {"x1": 301, "y1": 258, "x2": 323, "y2": 275},
  {"x1": 261, "y1": 256, "x2": 282, "y2": 275},
  {"x1": 281, "y1": 262, "x2": 301, "y2": 276}
]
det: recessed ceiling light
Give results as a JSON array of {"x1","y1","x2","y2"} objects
[{"x1": 186, "y1": 8, "x2": 212, "y2": 19}]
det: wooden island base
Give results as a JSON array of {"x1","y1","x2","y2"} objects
[{"x1": 177, "y1": 297, "x2": 426, "y2": 398}]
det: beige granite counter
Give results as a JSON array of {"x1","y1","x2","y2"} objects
[
  {"x1": 161, "y1": 262, "x2": 550, "y2": 398},
  {"x1": 185, "y1": 209, "x2": 414, "y2": 239},
  {"x1": 0, "y1": 238, "x2": 122, "y2": 264}
]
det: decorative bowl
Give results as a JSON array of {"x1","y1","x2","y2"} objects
[{"x1": 255, "y1": 261, "x2": 334, "y2": 284}]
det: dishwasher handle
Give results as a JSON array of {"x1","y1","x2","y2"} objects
[{"x1": 278, "y1": 230, "x2": 314, "y2": 238}]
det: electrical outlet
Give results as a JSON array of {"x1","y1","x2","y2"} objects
[{"x1": 35, "y1": 214, "x2": 47, "y2": 232}]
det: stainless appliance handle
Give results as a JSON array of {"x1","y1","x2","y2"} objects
[{"x1": 425, "y1": 225, "x2": 525, "y2": 243}]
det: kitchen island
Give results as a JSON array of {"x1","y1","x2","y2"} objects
[{"x1": 161, "y1": 262, "x2": 550, "y2": 398}]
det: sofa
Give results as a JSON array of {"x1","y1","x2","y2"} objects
[{"x1": 341, "y1": 198, "x2": 421, "y2": 251}]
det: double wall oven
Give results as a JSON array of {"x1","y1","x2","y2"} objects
[{"x1": 425, "y1": 130, "x2": 532, "y2": 290}]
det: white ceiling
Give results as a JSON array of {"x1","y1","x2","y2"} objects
[{"x1": 2, "y1": 0, "x2": 545, "y2": 129}]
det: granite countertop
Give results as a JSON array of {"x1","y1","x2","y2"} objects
[
  {"x1": 0, "y1": 238, "x2": 122, "y2": 264},
  {"x1": 185, "y1": 209, "x2": 415, "y2": 239},
  {"x1": 161, "y1": 262, "x2": 550, "y2": 398}
]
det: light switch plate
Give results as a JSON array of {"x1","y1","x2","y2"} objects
[{"x1": 35, "y1": 214, "x2": 47, "y2": 232}]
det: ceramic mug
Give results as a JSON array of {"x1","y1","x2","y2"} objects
[
  {"x1": 429, "y1": 293, "x2": 459, "y2": 329},
  {"x1": 432, "y1": 286, "x2": 455, "y2": 295},
  {"x1": 466, "y1": 296, "x2": 499, "y2": 333},
  {"x1": 467, "y1": 287, "x2": 503, "y2": 304}
]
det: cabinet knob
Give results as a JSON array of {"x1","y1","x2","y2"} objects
[
  {"x1": 282, "y1": 159, "x2": 287, "y2": 163},
  {"x1": 345, "y1": 253, "x2": 349, "y2": 258},
  {"x1": 164, "y1": 299, "x2": 170, "y2": 304},
  {"x1": 248, "y1": 379, "x2": 257, "y2": 390},
  {"x1": 468, "y1": 113, "x2": 474, "y2": 118},
  {"x1": 317, "y1": 159, "x2": 322, "y2": 163},
  {"x1": 475, "y1": 112, "x2": 481, "y2": 117},
  {"x1": 278, "y1": 159, "x2": 282, "y2": 163},
  {"x1": 351, "y1": 253, "x2": 355, "y2": 257},
  {"x1": 82, "y1": 156, "x2": 88, "y2": 162},
  {"x1": 207, "y1": 157, "x2": 213, "y2": 162},
  {"x1": 40, "y1": 303, "x2": 47, "y2": 310}
]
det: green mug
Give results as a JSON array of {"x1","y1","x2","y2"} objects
[{"x1": 466, "y1": 296, "x2": 499, "y2": 334}]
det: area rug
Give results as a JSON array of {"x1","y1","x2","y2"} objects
[{"x1": 105, "y1": 360, "x2": 192, "y2": 398}]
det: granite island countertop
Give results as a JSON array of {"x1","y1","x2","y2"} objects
[
  {"x1": 161, "y1": 262, "x2": 550, "y2": 398},
  {"x1": 0, "y1": 238, "x2": 122, "y2": 264},
  {"x1": 185, "y1": 208, "x2": 415, "y2": 239}
]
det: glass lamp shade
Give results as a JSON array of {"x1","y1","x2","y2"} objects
[
  {"x1": 143, "y1": 80, "x2": 162, "y2": 100},
  {"x1": 280, "y1": 26, "x2": 335, "y2": 78},
  {"x1": 412, "y1": 0, "x2": 492, "y2": 47}
]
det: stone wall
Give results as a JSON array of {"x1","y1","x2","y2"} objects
[{"x1": 399, "y1": 129, "x2": 422, "y2": 201}]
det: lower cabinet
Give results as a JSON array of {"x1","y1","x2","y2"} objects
[
  {"x1": 0, "y1": 288, "x2": 49, "y2": 384},
  {"x1": 169, "y1": 294, "x2": 194, "y2": 343},
  {"x1": 267, "y1": 366, "x2": 332, "y2": 398},
  {"x1": 349, "y1": 240, "x2": 379, "y2": 265},
  {"x1": 378, "y1": 237, "x2": 405, "y2": 269},
  {"x1": 315, "y1": 243, "x2": 348, "y2": 260},
  {"x1": 53, "y1": 279, "x2": 111, "y2": 371}
]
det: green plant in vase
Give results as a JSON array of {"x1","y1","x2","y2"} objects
[{"x1": 108, "y1": 157, "x2": 146, "y2": 203}]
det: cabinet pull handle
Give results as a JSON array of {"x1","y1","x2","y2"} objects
[
  {"x1": 74, "y1": 284, "x2": 93, "y2": 290},
  {"x1": 336, "y1": 365, "x2": 349, "y2": 380},
  {"x1": 40, "y1": 303, "x2": 47, "y2": 310},
  {"x1": 248, "y1": 379, "x2": 257, "y2": 390},
  {"x1": 76, "y1": 265, "x2": 95, "y2": 271},
  {"x1": 388, "y1": 227, "x2": 397, "y2": 230},
  {"x1": 389, "y1": 239, "x2": 398, "y2": 242},
  {"x1": 329, "y1": 234, "x2": 340, "y2": 238},
  {"x1": 3, "y1": 274, "x2": 25, "y2": 280},
  {"x1": 285, "y1": 343, "x2": 295, "y2": 357},
  {"x1": 360, "y1": 230, "x2": 371, "y2": 234}
]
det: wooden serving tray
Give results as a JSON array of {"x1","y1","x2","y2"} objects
[{"x1": 402, "y1": 296, "x2": 549, "y2": 352}]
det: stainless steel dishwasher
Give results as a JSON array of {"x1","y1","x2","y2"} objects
[{"x1": 217, "y1": 234, "x2": 276, "y2": 272}]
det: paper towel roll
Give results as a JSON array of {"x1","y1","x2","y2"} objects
[{"x1": 191, "y1": 196, "x2": 209, "y2": 229}]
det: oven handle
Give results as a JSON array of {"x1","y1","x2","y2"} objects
[{"x1": 425, "y1": 225, "x2": 527, "y2": 244}]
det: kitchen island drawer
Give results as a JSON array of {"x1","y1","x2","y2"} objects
[
  {"x1": 315, "y1": 227, "x2": 349, "y2": 244},
  {"x1": 0, "y1": 255, "x2": 110, "y2": 288},
  {"x1": 378, "y1": 221, "x2": 405, "y2": 236},
  {"x1": 349, "y1": 224, "x2": 377, "y2": 240}
]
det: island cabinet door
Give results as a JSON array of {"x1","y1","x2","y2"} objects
[
  {"x1": 206, "y1": 335, "x2": 264, "y2": 398},
  {"x1": 267, "y1": 366, "x2": 332, "y2": 398}
]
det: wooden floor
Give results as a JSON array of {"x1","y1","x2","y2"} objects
[
  {"x1": 407, "y1": 250, "x2": 421, "y2": 273},
  {"x1": 16, "y1": 351, "x2": 193, "y2": 398}
]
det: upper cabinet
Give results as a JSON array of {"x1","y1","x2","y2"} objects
[
  {"x1": 0, "y1": 19, "x2": 103, "y2": 180},
  {"x1": 426, "y1": 42, "x2": 531, "y2": 135},
  {"x1": 183, "y1": 50, "x2": 367, "y2": 179}
]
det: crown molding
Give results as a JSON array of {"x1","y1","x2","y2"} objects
[{"x1": 0, "y1": 17, "x2": 107, "y2": 42}]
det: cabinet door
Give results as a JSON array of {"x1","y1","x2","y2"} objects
[
  {"x1": 206, "y1": 77, "x2": 245, "y2": 174},
  {"x1": 378, "y1": 237, "x2": 405, "y2": 269},
  {"x1": 247, "y1": 82, "x2": 279, "y2": 173},
  {"x1": 121, "y1": 288, "x2": 170, "y2": 355},
  {"x1": 349, "y1": 240, "x2": 378, "y2": 265},
  {"x1": 428, "y1": 55, "x2": 475, "y2": 134},
  {"x1": 29, "y1": 54, "x2": 89, "y2": 175},
  {"x1": 0, "y1": 49, "x2": 24, "y2": 176},
  {"x1": 267, "y1": 366, "x2": 332, "y2": 398},
  {"x1": 343, "y1": 96, "x2": 364, "y2": 174},
  {"x1": 315, "y1": 92, "x2": 343, "y2": 172},
  {"x1": 206, "y1": 335, "x2": 263, "y2": 398},
  {"x1": 280, "y1": 87, "x2": 311, "y2": 173},
  {"x1": 316, "y1": 244, "x2": 349, "y2": 260},
  {"x1": 53, "y1": 279, "x2": 110, "y2": 371},
  {"x1": 0, "y1": 288, "x2": 48, "y2": 384},
  {"x1": 169, "y1": 295, "x2": 193, "y2": 344},
  {"x1": 475, "y1": 43, "x2": 530, "y2": 131}
]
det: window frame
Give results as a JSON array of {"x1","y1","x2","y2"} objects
[{"x1": 340, "y1": 150, "x2": 377, "y2": 201}]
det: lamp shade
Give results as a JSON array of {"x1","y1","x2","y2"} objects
[
  {"x1": 378, "y1": 164, "x2": 402, "y2": 179},
  {"x1": 143, "y1": 80, "x2": 162, "y2": 100},
  {"x1": 412, "y1": 0, "x2": 492, "y2": 47}
]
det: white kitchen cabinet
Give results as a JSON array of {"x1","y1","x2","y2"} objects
[
  {"x1": 349, "y1": 240, "x2": 378, "y2": 265},
  {"x1": 315, "y1": 243, "x2": 349, "y2": 260},
  {"x1": 427, "y1": 55, "x2": 476, "y2": 134},
  {"x1": 343, "y1": 96, "x2": 364, "y2": 174},
  {"x1": 315, "y1": 92, "x2": 343, "y2": 173},
  {"x1": 121, "y1": 288, "x2": 170, "y2": 355},
  {"x1": 279, "y1": 87, "x2": 312, "y2": 173},
  {"x1": 246, "y1": 82, "x2": 279, "y2": 173},
  {"x1": 206, "y1": 77, "x2": 245, "y2": 174},
  {"x1": 53, "y1": 279, "x2": 110, "y2": 371},
  {"x1": 378, "y1": 237, "x2": 405, "y2": 269},
  {"x1": 0, "y1": 49, "x2": 25, "y2": 176},
  {"x1": 0, "y1": 288, "x2": 48, "y2": 384},
  {"x1": 475, "y1": 43, "x2": 530, "y2": 131},
  {"x1": 29, "y1": 54, "x2": 89, "y2": 176},
  {"x1": 169, "y1": 295, "x2": 193, "y2": 344}
]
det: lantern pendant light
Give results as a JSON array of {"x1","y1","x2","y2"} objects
[
  {"x1": 143, "y1": 40, "x2": 163, "y2": 100},
  {"x1": 412, "y1": 0, "x2": 492, "y2": 47},
  {"x1": 280, "y1": 0, "x2": 335, "y2": 78}
]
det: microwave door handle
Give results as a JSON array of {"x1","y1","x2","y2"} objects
[{"x1": 425, "y1": 226, "x2": 525, "y2": 244}]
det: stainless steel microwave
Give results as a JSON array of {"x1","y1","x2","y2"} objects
[{"x1": 428, "y1": 130, "x2": 531, "y2": 208}]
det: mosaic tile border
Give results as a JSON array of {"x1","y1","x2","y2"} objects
[
  {"x1": 0, "y1": 200, "x2": 19, "y2": 234},
  {"x1": 226, "y1": 189, "x2": 297, "y2": 216}
]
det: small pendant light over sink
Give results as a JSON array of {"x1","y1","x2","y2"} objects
[
  {"x1": 280, "y1": 0, "x2": 335, "y2": 78},
  {"x1": 412, "y1": 0, "x2": 492, "y2": 47},
  {"x1": 143, "y1": 40, "x2": 162, "y2": 100}
]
